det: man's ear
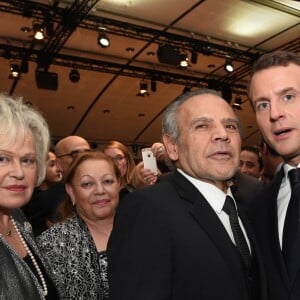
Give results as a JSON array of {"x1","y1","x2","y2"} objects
[{"x1": 163, "y1": 134, "x2": 179, "y2": 161}]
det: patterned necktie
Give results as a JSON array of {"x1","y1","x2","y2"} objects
[
  {"x1": 282, "y1": 168, "x2": 300, "y2": 279},
  {"x1": 223, "y1": 195, "x2": 251, "y2": 269}
]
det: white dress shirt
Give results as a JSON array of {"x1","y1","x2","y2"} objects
[
  {"x1": 277, "y1": 163, "x2": 300, "y2": 249},
  {"x1": 177, "y1": 168, "x2": 251, "y2": 251}
]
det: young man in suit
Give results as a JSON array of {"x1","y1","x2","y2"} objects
[
  {"x1": 248, "y1": 51, "x2": 300, "y2": 300},
  {"x1": 107, "y1": 89, "x2": 267, "y2": 300}
]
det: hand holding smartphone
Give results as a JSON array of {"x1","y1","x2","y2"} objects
[{"x1": 141, "y1": 148, "x2": 158, "y2": 175}]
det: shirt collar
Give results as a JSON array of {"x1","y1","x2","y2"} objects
[
  {"x1": 177, "y1": 168, "x2": 233, "y2": 214},
  {"x1": 283, "y1": 163, "x2": 300, "y2": 182}
]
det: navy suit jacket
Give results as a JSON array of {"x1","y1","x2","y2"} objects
[
  {"x1": 251, "y1": 167, "x2": 300, "y2": 300},
  {"x1": 108, "y1": 171, "x2": 267, "y2": 300}
]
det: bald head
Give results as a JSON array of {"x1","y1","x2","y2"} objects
[{"x1": 55, "y1": 136, "x2": 90, "y2": 174}]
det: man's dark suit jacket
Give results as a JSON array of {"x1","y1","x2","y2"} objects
[
  {"x1": 233, "y1": 171, "x2": 264, "y2": 210},
  {"x1": 108, "y1": 171, "x2": 267, "y2": 300},
  {"x1": 251, "y1": 167, "x2": 300, "y2": 300}
]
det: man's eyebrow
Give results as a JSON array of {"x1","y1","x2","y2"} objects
[
  {"x1": 276, "y1": 87, "x2": 299, "y2": 96},
  {"x1": 253, "y1": 87, "x2": 299, "y2": 105},
  {"x1": 223, "y1": 117, "x2": 239, "y2": 124},
  {"x1": 190, "y1": 116, "x2": 212, "y2": 124}
]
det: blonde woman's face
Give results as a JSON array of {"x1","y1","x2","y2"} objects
[{"x1": 0, "y1": 130, "x2": 37, "y2": 210}]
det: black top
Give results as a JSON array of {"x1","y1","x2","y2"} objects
[{"x1": 22, "y1": 182, "x2": 66, "y2": 236}]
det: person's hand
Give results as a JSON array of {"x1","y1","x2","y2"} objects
[
  {"x1": 140, "y1": 167, "x2": 158, "y2": 186},
  {"x1": 131, "y1": 161, "x2": 159, "y2": 188},
  {"x1": 151, "y1": 142, "x2": 168, "y2": 161}
]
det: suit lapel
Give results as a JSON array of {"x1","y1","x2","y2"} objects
[
  {"x1": 170, "y1": 172, "x2": 246, "y2": 287},
  {"x1": 264, "y1": 169, "x2": 291, "y2": 287}
]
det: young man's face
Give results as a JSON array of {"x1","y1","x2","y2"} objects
[{"x1": 249, "y1": 64, "x2": 300, "y2": 166}]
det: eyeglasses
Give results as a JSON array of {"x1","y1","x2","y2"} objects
[
  {"x1": 112, "y1": 155, "x2": 126, "y2": 163},
  {"x1": 56, "y1": 149, "x2": 92, "y2": 159}
]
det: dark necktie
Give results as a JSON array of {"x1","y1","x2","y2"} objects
[
  {"x1": 282, "y1": 168, "x2": 300, "y2": 279},
  {"x1": 223, "y1": 195, "x2": 251, "y2": 269}
]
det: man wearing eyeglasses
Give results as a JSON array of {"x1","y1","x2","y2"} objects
[
  {"x1": 55, "y1": 135, "x2": 91, "y2": 177},
  {"x1": 26, "y1": 135, "x2": 91, "y2": 236}
]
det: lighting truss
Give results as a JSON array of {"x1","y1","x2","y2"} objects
[
  {"x1": 0, "y1": 43, "x2": 248, "y2": 95},
  {"x1": 0, "y1": 0, "x2": 261, "y2": 63}
]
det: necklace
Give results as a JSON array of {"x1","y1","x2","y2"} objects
[
  {"x1": 0, "y1": 220, "x2": 13, "y2": 236},
  {"x1": 10, "y1": 217, "x2": 48, "y2": 297}
]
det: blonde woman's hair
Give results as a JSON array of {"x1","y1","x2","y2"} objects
[{"x1": 0, "y1": 94, "x2": 50, "y2": 186}]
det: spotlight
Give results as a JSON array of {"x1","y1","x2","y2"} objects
[
  {"x1": 33, "y1": 22, "x2": 44, "y2": 40},
  {"x1": 182, "y1": 86, "x2": 191, "y2": 93},
  {"x1": 151, "y1": 80, "x2": 157, "y2": 92},
  {"x1": 69, "y1": 69, "x2": 80, "y2": 83},
  {"x1": 45, "y1": 22, "x2": 54, "y2": 37},
  {"x1": 224, "y1": 58, "x2": 234, "y2": 73},
  {"x1": 157, "y1": 45, "x2": 181, "y2": 65},
  {"x1": 20, "y1": 59, "x2": 29, "y2": 73},
  {"x1": 98, "y1": 32, "x2": 110, "y2": 48},
  {"x1": 232, "y1": 96, "x2": 242, "y2": 110},
  {"x1": 207, "y1": 79, "x2": 220, "y2": 91},
  {"x1": 137, "y1": 81, "x2": 149, "y2": 96},
  {"x1": 180, "y1": 53, "x2": 189, "y2": 67},
  {"x1": 221, "y1": 85, "x2": 232, "y2": 103},
  {"x1": 10, "y1": 63, "x2": 20, "y2": 78},
  {"x1": 191, "y1": 51, "x2": 198, "y2": 64}
]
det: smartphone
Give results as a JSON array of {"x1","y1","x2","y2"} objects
[{"x1": 141, "y1": 147, "x2": 158, "y2": 175}]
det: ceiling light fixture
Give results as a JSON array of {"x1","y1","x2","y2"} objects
[
  {"x1": 180, "y1": 53, "x2": 189, "y2": 67},
  {"x1": 182, "y1": 86, "x2": 191, "y2": 93},
  {"x1": 191, "y1": 51, "x2": 198, "y2": 64},
  {"x1": 45, "y1": 22, "x2": 54, "y2": 37},
  {"x1": 98, "y1": 32, "x2": 110, "y2": 48},
  {"x1": 221, "y1": 85, "x2": 233, "y2": 103},
  {"x1": 137, "y1": 80, "x2": 149, "y2": 96},
  {"x1": 232, "y1": 96, "x2": 242, "y2": 110},
  {"x1": 150, "y1": 80, "x2": 157, "y2": 92},
  {"x1": 33, "y1": 22, "x2": 44, "y2": 40},
  {"x1": 147, "y1": 51, "x2": 155, "y2": 56},
  {"x1": 69, "y1": 69, "x2": 80, "y2": 83},
  {"x1": 126, "y1": 47, "x2": 135, "y2": 52},
  {"x1": 10, "y1": 63, "x2": 20, "y2": 78},
  {"x1": 20, "y1": 59, "x2": 29, "y2": 73},
  {"x1": 224, "y1": 58, "x2": 234, "y2": 73}
]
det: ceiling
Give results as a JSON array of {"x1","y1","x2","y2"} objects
[{"x1": 0, "y1": 0, "x2": 299, "y2": 153}]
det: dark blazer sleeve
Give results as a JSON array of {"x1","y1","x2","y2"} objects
[{"x1": 107, "y1": 185, "x2": 172, "y2": 300}]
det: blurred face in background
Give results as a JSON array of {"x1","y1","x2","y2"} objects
[
  {"x1": 239, "y1": 150, "x2": 262, "y2": 179},
  {"x1": 55, "y1": 136, "x2": 91, "y2": 175},
  {"x1": 44, "y1": 151, "x2": 62, "y2": 184},
  {"x1": 66, "y1": 158, "x2": 120, "y2": 222},
  {"x1": 103, "y1": 147, "x2": 127, "y2": 179}
]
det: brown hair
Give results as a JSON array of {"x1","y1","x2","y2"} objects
[
  {"x1": 103, "y1": 140, "x2": 136, "y2": 185},
  {"x1": 241, "y1": 145, "x2": 263, "y2": 171},
  {"x1": 248, "y1": 51, "x2": 300, "y2": 100}
]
